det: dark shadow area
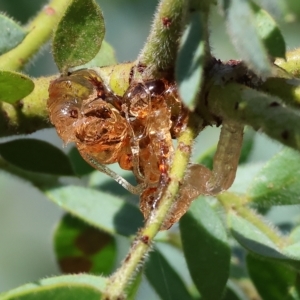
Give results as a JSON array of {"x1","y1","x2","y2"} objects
[{"x1": 113, "y1": 202, "x2": 143, "y2": 236}]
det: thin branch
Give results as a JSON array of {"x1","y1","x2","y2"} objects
[
  {"x1": 137, "y1": 0, "x2": 188, "y2": 79},
  {"x1": 207, "y1": 82, "x2": 300, "y2": 152}
]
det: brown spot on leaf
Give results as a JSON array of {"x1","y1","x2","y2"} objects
[
  {"x1": 59, "y1": 256, "x2": 92, "y2": 274},
  {"x1": 75, "y1": 227, "x2": 111, "y2": 255}
]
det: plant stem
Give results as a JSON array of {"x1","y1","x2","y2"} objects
[
  {"x1": 137, "y1": 0, "x2": 187, "y2": 78},
  {"x1": 103, "y1": 118, "x2": 198, "y2": 300},
  {"x1": 0, "y1": 0, "x2": 73, "y2": 71},
  {"x1": 218, "y1": 192, "x2": 287, "y2": 247},
  {"x1": 207, "y1": 82, "x2": 300, "y2": 152}
]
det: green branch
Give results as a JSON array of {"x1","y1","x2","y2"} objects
[
  {"x1": 0, "y1": 0, "x2": 73, "y2": 71},
  {"x1": 103, "y1": 119, "x2": 198, "y2": 299},
  {"x1": 137, "y1": 0, "x2": 187, "y2": 78},
  {"x1": 207, "y1": 82, "x2": 300, "y2": 152}
]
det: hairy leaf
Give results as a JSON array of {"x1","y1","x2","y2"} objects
[
  {"x1": 53, "y1": 0, "x2": 105, "y2": 71},
  {"x1": 54, "y1": 213, "x2": 116, "y2": 275},
  {"x1": 220, "y1": 0, "x2": 272, "y2": 77},
  {"x1": 0, "y1": 14, "x2": 27, "y2": 55},
  {"x1": 252, "y1": 3, "x2": 286, "y2": 58},
  {"x1": 180, "y1": 198, "x2": 230, "y2": 299},
  {"x1": 0, "y1": 139, "x2": 74, "y2": 176},
  {"x1": 223, "y1": 280, "x2": 248, "y2": 300},
  {"x1": 251, "y1": 0, "x2": 285, "y2": 18},
  {"x1": 229, "y1": 212, "x2": 300, "y2": 269},
  {"x1": 176, "y1": 11, "x2": 206, "y2": 106},
  {"x1": 73, "y1": 40, "x2": 117, "y2": 70},
  {"x1": 246, "y1": 254, "x2": 299, "y2": 300},
  {"x1": 145, "y1": 249, "x2": 193, "y2": 300},
  {"x1": 68, "y1": 147, "x2": 94, "y2": 176},
  {"x1": 0, "y1": 274, "x2": 106, "y2": 300},
  {"x1": 248, "y1": 148, "x2": 300, "y2": 206},
  {"x1": 45, "y1": 185, "x2": 143, "y2": 237},
  {"x1": 0, "y1": 71, "x2": 34, "y2": 103}
]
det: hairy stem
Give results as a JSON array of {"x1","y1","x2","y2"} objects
[
  {"x1": 207, "y1": 82, "x2": 300, "y2": 152},
  {"x1": 137, "y1": 0, "x2": 187, "y2": 78},
  {"x1": 0, "y1": 0, "x2": 73, "y2": 71},
  {"x1": 103, "y1": 118, "x2": 198, "y2": 300}
]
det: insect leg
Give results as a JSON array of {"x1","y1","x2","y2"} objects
[{"x1": 84, "y1": 154, "x2": 145, "y2": 195}]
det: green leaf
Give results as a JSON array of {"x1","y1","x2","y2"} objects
[
  {"x1": 0, "y1": 139, "x2": 74, "y2": 176},
  {"x1": 222, "y1": 280, "x2": 248, "y2": 300},
  {"x1": 248, "y1": 148, "x2": 300, "y2": 206},
  {"x1": 180, "y1": 197, "x2": 230, "y2": 300},
  {"x1": 252, "y1": 3, "x2": 286, "y2": 58},
  {"x1": 0, "y1": 14, "x2": 27, "y2": 55},
  {"x1": 73, "y1": 40, "x2": 117, "y2": 69},
  {"x1": 68, "y1": 146, "x2": 94, "y2": 176},
  {"x1": 45, "y1": 185, "x2": 143, "y2": 237},
  {"x1": 229, "y1": 163, "x2": 264, "y2": 195},
  {"x1": 251, "y1": 0, "x2": 285, "y2": 18},
  {"x1": 145, "y1": 249, "x2": 193, "y2": 300},
  {"x1": 176, "y1": 11, "x2": 206, "y2": 106},
  {"x1": 229, "y1": 212, "x2": 283, "y2": 259},
  {"x1": 53, "y1": 0, "x2": 105, "y2": 71},
  {"x1": 282, "y1": 242, "x2": 300, "y2": 261},
  {"x1": 246, "y1": 254, "x2": 299, "y2": 300},
  {"x1": 54, "y1": 213, "x2": 116, "y2": 276},
  {"x1": 0, "y1": 274, "x2": 105, "y2": 300},
  {"x1": 88, "y1": 165, "x2": 138, "y2": 201},
  {"x1": 220, "y1": 0, "x2": 272, "y2": 77},
  {"x1": 0, "y1": 70, "x2": 34, "y2": 104},
  {"x1": 228, "y1": 212, "x2": 300, "y2": 269}
]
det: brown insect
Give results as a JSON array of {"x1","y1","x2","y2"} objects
[{"x1": 48, "y1": 69, "x2": 242, "y2": 229}]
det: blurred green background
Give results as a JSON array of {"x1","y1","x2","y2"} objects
[{"x1": 0, "y1": 1, "x2": 299, "y2": 299}]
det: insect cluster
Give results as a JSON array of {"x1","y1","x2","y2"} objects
[{"x1": 47, "y1": 69, "x2": 236, "y2": 229}]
